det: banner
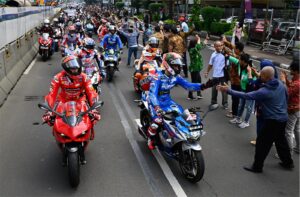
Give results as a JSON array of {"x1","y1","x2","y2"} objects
[{"x1": 245, "y1": 0, "x2": 252, "y2": 20}]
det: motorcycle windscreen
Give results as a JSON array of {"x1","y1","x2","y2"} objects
[
  {"x1": 64, "y1": 101, "x2": 79, "y2": 127},
  {"x1": 108, "y1": 49, "x2": 115, "y2": 55},
  {"x1": 42, "y1": 33, "x2": 50, "y2": 40}
]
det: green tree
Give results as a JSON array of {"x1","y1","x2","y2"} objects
[
  {"x1": 189, "y1": 0, "x2": 201, "y2": 30},
  {"x1": 201, "y1": 6, "x2": 224, "y2": 31},
  {"x1": 116, "y1": 2, "x2": 125, "y2": 10}
]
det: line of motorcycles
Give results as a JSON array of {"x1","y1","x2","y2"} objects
[
  {"x1": 37, "y1": 21, "x2": 122, "y2": 187},
  {"x1": 38, "y1": 20, "x2": 211, "y2": 188}
]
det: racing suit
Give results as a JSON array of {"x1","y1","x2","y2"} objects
[
  {"x1": 147, "y1": 70, "x2": 203, "y2": 143},
  {"x1": 45, "y1": 70, "x2": 98, "y2": 109},
  {"x1": 62, "y1": 33, "x2": 81, "y2": 48},
  {"x1": 77, "y1": 48, "x2": 106, "y2": 78},
  {"x1": 100, "y1": 33, "x2": 123, "y2": 51}
]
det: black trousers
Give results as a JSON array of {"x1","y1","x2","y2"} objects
[
  {"x1": 188, "y1": 71, "x2": 202, "y2": 98},
  {"x1": 231, "y1": 85, "x2": 241, "y2": 116},
  {"x1": 253, "y1": 119, "x2": 293, "y2": 169},
  {"x1": 182, "y1": 52, "x2": 188, "y2": 78}
]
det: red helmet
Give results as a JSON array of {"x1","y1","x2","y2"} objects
[
  {"x1": 179, "y1": 16, "x2": 185, "y2": 22},
  {"x1": 61, "y1": 55, "x2": 82, "y2": 78}
]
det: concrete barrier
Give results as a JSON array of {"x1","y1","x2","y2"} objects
[
  {"x1": 0, "y1": 7, "x2": 61, "y2": 106},
  {"x1": 4, "y1": 41, "x2": 27, "y2": 86}
]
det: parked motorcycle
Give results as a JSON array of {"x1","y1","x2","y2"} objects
[
  {"x1": 38, "y1": 33, "x2": 53, "y2": 61},
  {"x1": 102, "y1": 48, "x2": 119, "y2": 82},
  {"x1": 136, "y1": 93, "x2": 211, "y2": 183},
  {"x1": 38, "y1": 101, "x2": 104, "y2": 188}
]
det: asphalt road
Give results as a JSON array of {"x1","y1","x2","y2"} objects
[{"x1": 0, "y1": 42, "x2": 298, "y2": 197}]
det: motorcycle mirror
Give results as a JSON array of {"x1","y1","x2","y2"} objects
[
  {"x1": 38, "y1": 103, "x2": 52, "y2": 111},
  {"x1": 92, "y1": 101, "x2": 104, "y2": 109}
]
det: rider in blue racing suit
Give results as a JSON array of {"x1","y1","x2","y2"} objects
[
  {"x1": 147, "y1": 52, "x2": 214, "y2": 150},
  {"x1": 100, "y1": 25, "x2": 123, "y2": 52}
]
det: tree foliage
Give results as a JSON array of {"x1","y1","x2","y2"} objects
[{"x1": 201, "y1": 6, "x2": 224, "y2": 31}]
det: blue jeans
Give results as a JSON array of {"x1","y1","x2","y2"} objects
[
  {"x1": 127, "y1": 46, "x2": 138, "y2": 66},
  {"x1": 237, "y1": 99, "x2": 255, "y2": 122}
]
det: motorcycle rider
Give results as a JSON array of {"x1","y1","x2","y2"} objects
[
  {"x1": 100, "y1": 25, "x2": 123, "y2": 52},
  {"x1": 75, "y1": 19, "x2": 84, "y2": 38},
  {"x1": 39, "y1": 19, "x2": 55, "y2": 52},
  {"x1": 77, "y1": 38, "x2": 106, "y2": 78},
  {"x1": 42, "y1": 55, "x2": 101, "y2": 125},
  {"x1": 137, "y1": 37, "x2": 161, "y2": 71},
  {"x1": 42, "y1": 55, "x2": 101, "y2": 164},
  {"x1": 97, "y1": 19, "x2": 108, "y2": 41},
  {"x1": 146, "y1": 52, "x2": 214, "y2": 150},
  {"x1": 52, "y1": 18, "x2": 63, "y2": 39},
  {"x1": 62, "y1": 25, "x2": 82, "y2": 50},
  {"x1": 39, "y1": 19, "x2": 54, "y2": 37}
]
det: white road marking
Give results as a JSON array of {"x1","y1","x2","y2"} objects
[
  {"x1": 111, "y1": 81, "x2": 187, "y2": 197},
  {"x1": 134, "y1": 119, "x2": 188, "y2": 197},
  {"x1": 139, "y1": 44, "x2": 144, "y2": 48},
  {"x1": 107, "y1": 84, "x2": 163, "y2": 197},
  {"x1": 24, "y1": 56, "x2": 37, "y2": 75}
]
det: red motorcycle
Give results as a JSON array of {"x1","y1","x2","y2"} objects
[
  {"x1": 38, "y1": 100, "x2": 103, "y2": 188},
  {"x1": 38, "y1": 33, "x2": 53, "y2": 61}
]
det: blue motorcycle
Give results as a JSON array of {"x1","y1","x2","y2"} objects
[
  {"x1": 137, "y1": 93, "x2": 207, "y2": 183},
  {"x1": 102, "y1": 48, "x2": 120, "y2": 82}
]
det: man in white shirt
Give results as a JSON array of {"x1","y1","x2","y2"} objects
[
  {"x1": 179, "y1": 16, "x2": 189, "y2": 33},
  {"x1": 205, "y1": 41, "x2": 228, "y2": 109}
]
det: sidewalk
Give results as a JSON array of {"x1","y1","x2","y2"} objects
[{"x1": 208, "y1": 35, "x2": 293, "y2": 69}]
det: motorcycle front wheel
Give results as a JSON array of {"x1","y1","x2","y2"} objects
[
  {"x1": 68, "y1": 151, "x2": 80, "y2": 188},
  {"x1": 106, "y1": 67, "x2": 114, "y2": 82},
  {"x1": 179, "y1": 149, "x2": 205, "y2": 183}
]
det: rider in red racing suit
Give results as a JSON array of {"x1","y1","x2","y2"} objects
[{"x1": 43, "y1": 56, "x2": 100, "y2": 126}]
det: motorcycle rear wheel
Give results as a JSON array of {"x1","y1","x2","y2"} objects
[
  {"x1": 179, "y1": 150, "x2": 205, "y2": 183},
  {"x1": 68, "y1": 152, "x2": 80, "y2": 188}
]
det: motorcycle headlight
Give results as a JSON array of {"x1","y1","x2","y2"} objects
[
  {"x1": 189, "y1": 130, "x2": 201, "y2": 140},
  {"x1": 77, "y1": 130, "x2": 87, "y2": 139}
]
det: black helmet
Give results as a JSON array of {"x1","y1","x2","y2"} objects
[{"x1": 61, "y1": 56, "x2": 82, "y2": 77}]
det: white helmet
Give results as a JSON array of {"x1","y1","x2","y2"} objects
[
  {"x1": 53, "y1": 18, "x2": 58, "y2": 23},
  {"x1": 44, "y1": 19, "x2": 50, "y2": 27}
]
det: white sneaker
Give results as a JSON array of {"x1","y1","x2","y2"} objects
[
  {"x1": 229, "y1": 117, "x2": 242, "y2": 124},
  {"x1": 238, "y1": 121, "x2": 250, "y2": 128}
]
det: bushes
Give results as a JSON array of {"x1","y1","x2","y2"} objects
[
  {"x1": 149, "y1": 3, "x2": 164, "y2": 12},
  {"x1": 164, "y1": 19, "x2": 177, "y2": 25},
  {"x1": 210, "y1": 22, "x2": 231, "y2": 35},
  {"x1": 201, "y1": 6, "x2": 224, "y2": 31},
  {"x1": 115, "y1": 2, "x2": 125, "y2": 10}
]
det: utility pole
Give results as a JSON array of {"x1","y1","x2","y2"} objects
[{"x1": 261, "y1": 0, "x2": 270, "y2": 43}]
